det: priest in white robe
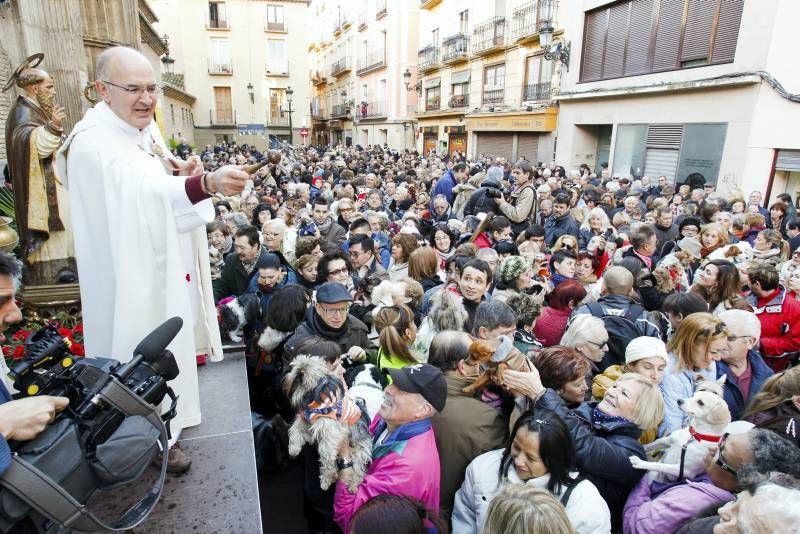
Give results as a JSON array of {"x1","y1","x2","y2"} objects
[{"x1": 55, "y1": 47, "x2": 248, "y2": 468}]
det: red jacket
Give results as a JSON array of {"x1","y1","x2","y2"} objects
[
  {"x1": 746, "y1": 286, "x2": 800, "y2": 371},
  {"x1": 533, "y1": 306, "x2": 571, "y2": 347}
]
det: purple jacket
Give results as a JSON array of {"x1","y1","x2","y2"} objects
[
  {"x1": 623, "y1": 474, "x2": 732, "y2": 534},
  {"x1": 334, "y1": 415, "x2": 441, "y2": 533}
]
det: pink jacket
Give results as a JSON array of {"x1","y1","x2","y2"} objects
[{"x1": 334, "y1": 415, "x2": 441, "y2": 532}]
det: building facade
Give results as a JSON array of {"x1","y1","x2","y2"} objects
[
  {"x1": 307, "y1": 0, "x2": 419, "y2": 149},
  {"x1": 151, "y1": 0, "x2": 310, "y2": 149},
  {"x1": 413, "y1": 0, "x2": 564, "y2": 163},
  {"x1": 555, "y1": 0, "x2": 800, "y2": 202}
]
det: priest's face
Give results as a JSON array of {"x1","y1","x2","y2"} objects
[{"x1": 98, "y1": 55, "x2": 157, "y2": 130}]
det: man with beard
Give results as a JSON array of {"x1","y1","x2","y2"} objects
[{"x1": 3, "y1": 55, "x2": 76, "y2": 284}]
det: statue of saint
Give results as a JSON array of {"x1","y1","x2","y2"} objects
[{"x1": 3, "y1": 53, "x2": 76, "y2": 285}]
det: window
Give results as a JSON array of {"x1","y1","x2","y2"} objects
[
  {"x1": 208, "y1": 1, "x2": 228, "y2": 29},
  {"x1": 270, "y1": 88, "x2": 286, "y2": 122},
  {"x1": 267, "y1": 39, "x2": 288, "y2": 74},
  {"x1": 170, "y1": 104, "x2": 175, "y2": 125},
  {"x1": 213, "y1": 86, "x2": 233, "y2": 123},
  {"x1": 523, "y1": 54, "x2": 552, "y2": 100},
  {"x1": 483, "y1": 63, "x2": 505, "y2": 103},
  {"x1": 459, "y1": 10, "x2": 469, "y2": 34},
  {"x1": 209, "y1": 38, "x2": 232, "y2": 73},
  {"x1": 580, "y1": 0, "x2": 744, "y2": 83},
  {"x1": 266, "y1": 4, "x2": 285, "y2": 31},
  {"x1": 425, "y1": 86, "x2": 440, "y2": 111},
  {"x1": 432, "y1": 28, "x2": 439, "y2": 46}
]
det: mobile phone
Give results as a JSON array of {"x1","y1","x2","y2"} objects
[{"x1": 603, "y1": 228, "x2": 614, "y2": 240}]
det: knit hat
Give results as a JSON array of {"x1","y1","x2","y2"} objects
[
  {"x1": 499, "y1": 256, "x2": 531, "y2": 283},
  {"x1": 677, "y1": 237, "x2": 702, "y2": 259},
  {"x1": 625, "y1": 337, "x2": 669, "y2": 366}
]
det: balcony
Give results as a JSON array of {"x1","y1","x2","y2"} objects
[
  {"x1": 375, "y1": 0, "x2": 387, "y2": 19},
  {"x1": 265, "y1": 61, "x2": 289, "y2": 76},
  {"x1": 207, "y1": 15, "x2": 229, "y2": 30},
  {"x1": 208, "y1": 58, "x2": 233, "y2": 74},
  {"x1": 358, "y1": 11, "x2": 367, "y2": 30},
  {"x1": 330, "y1": 57, "x2": 351, "y2": 77},
  {"x1": 265, "y1": 21, "x2": 286, "y2": 32},
  {"x1": 472, "y1": 16, "x2": 507, "y2": 56},
  {"x1": 442, "y1": 33, "x2": 469, "y2": 64},
  {"x1": 268, "y1": 114, "x2": 290, "y2": 127},
  {"x1": 312, "y1": 108, "x2": 329, "y2": 120},
  {"x1": 425, "y1": 96, "x2": 441, "y2": 111},
  {"x1": 420, "y1": 0, "x2": 442, "y2": 8},
  {"x1": 449, "y1": 94, "x2": 469, "y2": 108},
  {"x1": 523, "y1": 81, "x2": 552, "y2": 101},
  {"x1": 358, "y1": 100, "x2": 387, "y2": 119},
  {"x1": 512, "y1": 0, "x2": 558, "y2": 43},
  {"x1": 311, "y1": 70, "x2": 328, "y2": 86},
  {"x1": 418, "y1": 45, "x2": 440, "y2": 73},
  {"x1": 210, "y1": 108, "x2": 236, "y2": 125},
  {"x1": 341, "y1": 15, "x2": 352, "y2": 30},
  {"x1": 483, "y1": 88, "x2": 504, "y2": 104},
  {"x1": 356, "y1": 49, "x2": 386, "y2": 75},
  {"x1": 331, "y1": 104, "x2": 350, "y2": 118}
]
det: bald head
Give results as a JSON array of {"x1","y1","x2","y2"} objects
[
  {"x1": 95, "y1": 46, "x2": 153, "y2": 82},
  {"x1": 95, "y1": 47, "x2": 157, "y2": 130},
  {"x1": 17, "y1": 68, "x2": 48, "y2": 89},
  {"x1": 602, "y1": 266, "x2": 634, "y2": 296}
]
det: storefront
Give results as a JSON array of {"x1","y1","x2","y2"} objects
[
  {"x1": 768, "y1": 149, "x2": 800, "y2": 205},
  {"x1": 466, "y1": 108, "x2": 558, "y2": 162},
  {"x1": 447, "y1": 126, "x2": 467, "y2": 157},
  {"x1": 421, "y1": 126, "x2": 438, "y2": 156}
]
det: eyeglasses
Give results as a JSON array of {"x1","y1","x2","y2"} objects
[
  {"x1": 328, "y1": 267, "x2": 349, "y2": 277},
  {"x1": 727, "y1": 335, "x2": 753, "y2": 344},
  {"x1": 263, "y1": 232, "x2": 281, "y2": 239},
  {"x1": 102, "y1": 80, "x2": 162, "y2": 96},
  {"x1": 715, "y1": 433, "x2": 738, "y2": 478},
  {"x1": 587, "y1": 339, "x2": 608, "y2": 350},
  {"x1": 319, "y1": 305, "x2": 350, "y2": 317}
]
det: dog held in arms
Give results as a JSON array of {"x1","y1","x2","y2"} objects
[
  {"x1": 218, "y1": 293, "x2": 261, "y2": 343},
  {"x1": 283, "y1": 355, "x2": 372, "y2": 492},
  {"x1": 630, "y1": 375, "x2": 729, "y2": 483},
  {"x1": 462, "y1": 335, "x2": 533, "y2": 395}
]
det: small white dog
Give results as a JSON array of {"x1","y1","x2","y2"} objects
[
  {"x1": 631, "y1": 376, "x2": 730, "y2": 483},
  {"x1": 344, "y1": 363, "x2": 384, "y2": 421}
]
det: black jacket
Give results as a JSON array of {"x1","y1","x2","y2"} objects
[
  {"x1": 535, "y1": 389, "x2": 645, "y2": 530},
  {"x1": 544, "y1": 213, "x2": 580, "y2": 247},
  {"x1": 463, "y1": 178, "x2": 502, "y2": 217},
  {"x1": 213, "y1": 247, "x2": 272, "y2": 303},
  {"x1": 282, "y1": 308, "x2": 372, "y2": 368}
]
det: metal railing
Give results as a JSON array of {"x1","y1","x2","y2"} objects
[
  {"x1": 207, "y1": 13, "x2": 229, "y2": 29},
  {"x1": 472, "y1": 16, "x2": 506, "y2": 53},
  {"x1": 376, "y1": 0, "x2": 387, "y2": 18},
  {"x1": 442, "y1": 33, "x2": 469, "y2": 62},
  {"x1": 331, "y1": 104, "x2": 350, "y2": 118},
  {"x1": 512, "y1": 0, "x2": 558, "y2": 41},
  {"x1": 210, "y1": 108, "x2": 236, "y2": 125},
  {"x1": 208, "y1": 58, "x2": 233, "y2": 74},
  {"x1": 358, "y1": 100, "x2": 387, "y2": 119},
  {"x1": 331, "y1": 57, "x2": 350, "y2": 76},
  {"x1": 482, "y1": 88, "x2": 504, "y2": 104},
  {"x1": 523, "y1": 81, "x2": 551, "y2": 101},
  {"x1": 358, "y1": 11, "x2": 367, "y2": 29},
  {"x1": 449, "y1": 94, "x2": 469, "y2": 108},
  {"x1": 418, "y1": 45, "x2": 440, "y2": 71},
  {"x1": 425, "y1": 96, "x2": 441, "y2": 111},
  {"x1": 312, "y1": 108, "x2": 329, "y2": 120},
  {"x1": 311, "y1": 70, "x2": 327, "y2": 85},
  {"x1": 266, "y1": 21, "x2": 286, "y2": 32},
  {"x1": 356, "y1": 49, "x2": 386, "y2": 75},
  {"x1": 269, "y1": 114, "x2": 289, "y2": 127}
]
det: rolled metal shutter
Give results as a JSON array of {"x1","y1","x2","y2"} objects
[
  {"x1": 517, "y1": 133, "x2": 539, "y2": 163},
  {"x1": 776, "y1": 150, "x2": 800, "y2": 172},
  {"x1": 477, "y1": 133, "x2": 513, "y2": 160},
  {"x1": 644, "y1": 148, "x2": 679, "y2": 184}
]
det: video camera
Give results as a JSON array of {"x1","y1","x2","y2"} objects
[{"x1": 0, "y1": 317, "x2": 184, "y2": 533}]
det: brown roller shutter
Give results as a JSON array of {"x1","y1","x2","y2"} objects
[
  {"x1": 517, "y1": 134, "x2": 539, "y2": 163},
  {"x1": 580, "y1": 9, "x2": 609, "y2": 82},
  {"x1": 711, "y1": 0, "x2": 743, "y2": 64},
  {"x1": 681, "y1": 0, "x2": 716, "y2": 62},
  {"x1": 603, "y1": 3, "x2": 630, "y2": 79},
  {"x1": 652, "y1": 0, "x2": 684, "y2": 72},
  {"x1": 477, "y1": 133, "x2": 513, "y2": 161},
  {"x1": 624, "y1": 0, "x2": 655, "y2": 76}
]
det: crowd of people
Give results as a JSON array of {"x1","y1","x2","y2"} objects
[{"x1": 195, "y1": 139, "x2": 800, "y2": 533}]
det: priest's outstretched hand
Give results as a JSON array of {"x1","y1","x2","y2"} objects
[{"x1": 205, "y1": 165, "x2": 249, "y2": 197}]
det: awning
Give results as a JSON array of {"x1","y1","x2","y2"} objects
[
  {"x1": 451, "y1": 70, "x2": 470, "y2": 85},
  {"x1": 776, "y1": 149, "x2": 800, "y2": 171},
  {"x1": 423, "y1": 77, "x2": 441, "y2": 89}
]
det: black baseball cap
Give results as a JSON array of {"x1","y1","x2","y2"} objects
[{"x1": 387, "y1": 364, "x2": 447, "y2": 412}]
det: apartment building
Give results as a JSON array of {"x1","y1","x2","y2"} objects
[
  {"x1": 308, "y1": 0, "x2": 420, "y2": 149},
  {"x1": 555, "y1": 0, "x2": 800, "y2": 201},
  {"x1": 414, "y1": 0, "x2": 564, "y2": 163},
  {"x1": 151, "y1": 0, "x2": 310, "y2": 148}
]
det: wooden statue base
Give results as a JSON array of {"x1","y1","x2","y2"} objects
[{"x1": 18, "y1": 283, "x2": 81, "y2": 317}]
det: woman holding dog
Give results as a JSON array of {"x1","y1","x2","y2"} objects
[
  {"x1": 659, "y1": 313, "x2": 729, "y2": 436},
  {"x1": 452, "y1": 410, "x2": 611, "y2": 533}
]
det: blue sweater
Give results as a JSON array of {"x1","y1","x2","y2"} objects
[
  {"x1": 716, "y1": 350, "x2": 774, "y2": 420},
  {"x1": 0, "y1": 382, "x2": 12, "y2": 475}
]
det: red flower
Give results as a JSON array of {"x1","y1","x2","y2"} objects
[
  {"x1": 73, "y1": 323, "x2": 84, "y2": 334},
  {"x1": 58, "y1": 328, "x2": 72, "y2": 338},
  {"x1": 2, "y1": 346, "x2": 11, "y2": 356},
  {"x1": 12, "y1": 345, "x2": 25, "y2": 360},
  {"x1": 69, "y1": 343, "x2": 85, "y2": 357},
  {"x1": 12, "y1": 330, "x2": 30, "y2": 342}
]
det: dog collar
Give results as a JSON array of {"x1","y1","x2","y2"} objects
[{"x1": 689, "y1": 426, "x2": 722, "y2": 443}]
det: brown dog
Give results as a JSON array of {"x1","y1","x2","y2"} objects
[{"x1": 462, "y1": 336, "x2": 533, "y2": 395}]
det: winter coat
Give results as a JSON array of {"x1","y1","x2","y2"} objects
[
  {"x1": 318, "y1": 217, "x2": 347, "y2": 247},
  {"x1": 653, "y1": 223, "x2": 679, "y2": 252},
  {"x1": 334, "y1": 416, "x2": 440, "y2": 533},
  {"x1": 212, "y1": 247, "x2": 273, "y2": 303},
  {"x1": 659, "y1": 353, "x2": 717, "y2": 436},
  {"x1": 745, "y1": 285, "x2": 800, "y2": 371},
  {"x1": 387, "y1": 260, "x2": 409, "y2": 281},
  {"x1": 544, "y1": 213, "x2": 580, "y2": 248},
  {"x1": 533, "y1": 306, "x2": 572, "y2": 347},
  {"x1": 451, "y1": 183, "x2": 477, "y2": 219},
  {"x1": 591, "y1": 365, "x2": 659, "y2": 445},
  {"x1": 282, "y1": 308, "x2": 372, "y2": 367},
  {"x1": 532, "y1": 389, "x2": 646, "y2": 529},
  {"x1": 623, "y1": 474, "x2": 732, "y2": 534},
  {"x1": 463, "y1": 177, "x2": 502, "y2": 217},
  {"x1": 431, "y1": 374, "x2": 508, "y2": 522},
  {"x1": 498, "y1": 184, "x2": 535, "y2": 228},
  {"x1": 431, "y1": 170, "x2": 457, "y2": 209},
  {"x1": 716, "y1": 350, "x2": 774, "y2": 420},
  {"x1": 452, "y1": 449, "x2": 611, "y2": 534},
  {"x1": 578, "y1": 227, "x2": 608, "y2": 251},
  {"x1": 620, "y1": 247, "x2": 665, "y2": 311}
]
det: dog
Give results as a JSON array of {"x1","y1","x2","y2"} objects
[
  {"x1": 218, "y1": 293, "x2": 261, "y2": 343},
  {"x1": 283, "y1": 356, "x2": 372, "y2": 493},
  {"x1": 344, "y1": 363, "x2": 385, "y2": 421},
  {"x1": 462, "y1": 335, "x2": 533, "y2": 395},
  {"x1": 630, "y1": 376, "x2": 730, "y2": 483}
]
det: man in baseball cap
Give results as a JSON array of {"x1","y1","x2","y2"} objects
[{"x1": 333, "y1": 363, "x2": 446, "y2": 532}]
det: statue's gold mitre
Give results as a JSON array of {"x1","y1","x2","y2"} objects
[{"x1": 2, "y1": 53, "x2": 45, "y2": 92}]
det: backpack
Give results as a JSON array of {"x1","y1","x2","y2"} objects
[{"x1": 586, "y1": 301, "x2": 646, "y2": 371}]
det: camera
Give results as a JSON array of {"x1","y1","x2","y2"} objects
[{"x1": 486, "y1": 188, "x2": 502, "y2": 199}]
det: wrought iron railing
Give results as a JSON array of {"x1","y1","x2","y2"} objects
[
  {"x1": 356, "y1": 49, "x2": 386, "y2": 75},
  {"x1": 472, "y1": 16, "x2": 506, "y2": 53},
  {"x1": 442, "y1": 33, "x2": 469, "y2": 62},
  {"x1": 523, "y1": 82, "x2": 552, "y2": 101},
  {"x1": 449, "y1": 94, "x2": 469, "y2": 108},
  {"x1": 512, "y1": 0, "x2": 558, "y2": 40},
  {"x1": 482, "y1": 88, "x2": 504, "y2": 104}
]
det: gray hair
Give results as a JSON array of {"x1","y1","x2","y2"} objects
[
  {"x1": 472, "y1": 299, "x2": 516, "y2": 336},
  {"x1": 429, "y1": 290, "x2": 468, "y2": 332},
  {"x1": 718, "y1": 309, "x2": 761, "y2": 342},
  {"x1": 224, "y1": 211, "x2": 249, "y2": 228},
  {"x1": 734, "y1": 478, "x2": 800, "y2": 532},
  {"x1": 428, "y1": 330, "x2": 472, "y2": 372},
  {"x1": 560, "y1": 315, "x2": 607, "y2": 347},
  {"x1": 486, "y1": 166, "x2": 504, "y2": 182},
  {"x1": 742, "y1": 429, "x2": 800, "y2": 483}
]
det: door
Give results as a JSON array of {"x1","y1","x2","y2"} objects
[
  {"x1": 424, "y1": 135, "x2": 438, "y2": 156},
  {"x1": 517, "y1": 133, "x2": 538, "y2": 163},
  {"x1": 448, "y1": 133, "x2": 467, "y2": 156},
  {"x1": 213, "y1": 86, "x2": 233, "y2": 124},
  {"x1": 477, "y1": 132, "x2": 513, "y2": 160}
]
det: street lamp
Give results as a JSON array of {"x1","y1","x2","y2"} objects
[
  {"x1": 246, "y1": 82, "x2": 254, "y2": 104},
  {"x1": 286, "y1": 86, "x2": 294, "y2": 146},
  {"x1": 539, "y1": 24, "x2": 571, "y2": 71},
  {"x1": 403, "y1": 68, "x2": 422, "y2": 95},
  {"x1": 160, "y1": 34, "x2": 175, "y2": 74}
]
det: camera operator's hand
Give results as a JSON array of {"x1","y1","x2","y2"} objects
[{"x1": 0, "y1": 396, "x2": 69, "y2": 441}]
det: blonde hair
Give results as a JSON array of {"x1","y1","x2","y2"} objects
[
  {"x1": 482, "y1": 485, "x2": 572, "y2": 534},
  {"x1": 666, "y1": 312, "x2": 728, "y2": 372},
  {"x1": 294, "y1": 253, "x2": 317, "y2": 272},
  {"x1": 616, "y1": 372, "x2": 665, "y2": 430},
  {"x1": 374, "y1": 304, "x2": 417, "y2": 364},
  {"x1": 699, "y1": 223, "x2": 730, "y2": 249}
]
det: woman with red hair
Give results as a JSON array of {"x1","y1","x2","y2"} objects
[{"x1": 533, "y1": 280, "x2": 587, "y2": 347}]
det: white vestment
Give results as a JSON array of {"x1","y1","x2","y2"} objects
[{"x1": 55, "y1": 102, "x2": 223, "y2": 433}]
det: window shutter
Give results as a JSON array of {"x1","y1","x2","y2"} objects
[
  {"x1": 652, "y1": 0, "x2": 684, "y2": 71},
  {"x1": 603, "y1": 3, "x2": 630, "y2": 79},
  {"x1": 624, "y1": 0, "x2": 655, "y2": 75},
  {"x1": 711, "y1": 0, "x2": 743, "y2": 64},
  {"x1": 580, "y1": 9, "x2": 608, "y2": 82},
  {"x1": 646, "y1": 124, "x2": 683, "y2": 149},
  {"x1": 680, "y1": 0, "x2": 716, "y2": 62}
]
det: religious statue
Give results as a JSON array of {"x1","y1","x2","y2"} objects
[{"x1": 3, "y1": 53, "x2": 77, "y2": 285}]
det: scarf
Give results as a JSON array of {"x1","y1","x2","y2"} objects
[
  {"x1": 752, "y1": 247, "x2": 781, "y2": 260},
  {"x1": 700, "y1": 244, "x2": 720, "y2": 258},
  {"x1": 316, "y1": 216, "x2": 333, "y2": 236},
  {"x1": 241, "y1": 246, "x2": 266, "y2": 276},
  {"x1": 591, "y1": 407, "x2": 632, "y2": 427}
]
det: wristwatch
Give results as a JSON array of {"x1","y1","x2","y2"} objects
[{"x1": 336, "y1": 457, "x2": 353, "y2": 471}]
